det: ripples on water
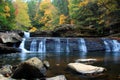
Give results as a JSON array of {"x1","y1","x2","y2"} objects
[{"x1": 0, "y1": 51, "x2": 120, "y2": 80}]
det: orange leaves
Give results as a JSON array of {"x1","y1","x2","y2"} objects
[
  {"x1": 79, "y1": 0, "x2": 89, "y2": 7},
  {"x1": 29, "y1": 27, "x2": 37, "y2": 32}
]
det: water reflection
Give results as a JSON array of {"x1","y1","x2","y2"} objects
[
  {"x1": 20, "y1": 53, "x2": 27, "y2": 61},
  {"x1": 104, "y1": 52, "x2": 120, "y2": 64},
  {"x1": 78, "y1": 52, "x2": 87, "y2": 59},
  {"x1": 112, "y1": 52, "x2": 120, "y2": 63}
]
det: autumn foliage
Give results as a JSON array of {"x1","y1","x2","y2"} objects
[
  {"x1": 0, "y1": 0, "x2": 119, "y2": 35},
  {"x1": 59, "y1": 14, "x2": 67, "y2": 25}
]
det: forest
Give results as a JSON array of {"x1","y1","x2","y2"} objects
[{"x1": 0, "y1": 0, "x2": 120, "y2": 36}]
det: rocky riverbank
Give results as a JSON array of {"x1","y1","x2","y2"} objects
[
  {"x1": 0, "y1": 57, "x2": 67, "y2": 80},
  {"x1": 0, "y1": 32, "x2": 23, "y2": 54}
]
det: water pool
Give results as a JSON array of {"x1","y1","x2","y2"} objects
[{"x1": 0, "y1": 51, "x2": 120, "y2": 80}]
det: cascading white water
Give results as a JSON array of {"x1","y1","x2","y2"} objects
[
  {"x1": 66, "y1": 38, "x2": 70, "y2": 53},
  {"x1": 78, "y1": 38, "x2": 87, "y2": 52},
  {"x1": 103, "y1": 39, "x2": 120, "y2": 52},
  {"x1": 55, "y1": 38, "x2": 61, "y2": 52},
  {"x1": 19, "y1": 38, "x2": 28, "y2": 53},
  {"x1": 24, "y1": 31, "x2": 30, "y2": 38},
  {"x1": 30, "y1": 39, "x2": 37, "y2": 52},
  {"x1": 111, "y1": 40, "x2": 120, "y2": 52},
  {"x1": 103, "y1": 40, "x2": 111, "y2": 52},
  {"x1": 19, "y1": 32, "x2": 30, "y2": 53},
  {"x1": 38, "y1": 39, "x2": 46, "y2": 53}
]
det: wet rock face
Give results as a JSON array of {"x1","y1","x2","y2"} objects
[
  {"x1": 0, "y1": 43, "x2": 20, "y2": 53},
  {"x1": 12, "y1": 57, "x2": 47, "y2": 79},
  {"x1": 30, "y1": 31, "x2": 53, "y2": 37},
  {"x1": 85, "y1": 38, "x2": 105, "y2": 51},
  {"x1": 0, "y1": 32, "x2": 22, "y2": 54}
]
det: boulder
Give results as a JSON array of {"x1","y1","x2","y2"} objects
[
  {"x1": 43, "y1": 60, "x2": 50, "y2": 69},
  {"x1": 0, "y1": 65, "x2": 12, "y2": 77},
  {"x1": 12, "y1": 57, "x2": 46, "y2": 79},
  {"x1": 0, "y1": 74, "x2": 9, "y2": 80},
  {"x1": 75, "y1": 58, "x2": 97, "y2": 64},
  {"x1": 46, "y1": 75, "x2": 67, "y2": 80},
  {"x1": 0, "y1": 32, "x2": 22, "y2": 43},
  {"x1": 68, "y1": 63, "x2": 106, "y2": 74}
]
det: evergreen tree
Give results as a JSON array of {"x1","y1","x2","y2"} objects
[{"x1": 52, "y1": 0, "x2": 69, "y2": 15}]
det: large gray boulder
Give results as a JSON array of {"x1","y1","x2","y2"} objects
[
  {"x1": 68, "y1": 63, "x2": 105, "y2": 74},
  {"x1": 0, "y1": 32, "x2": 22, "y2": 43},
  {"x1": 12, "y1": 57, "x2": 47, "y2": 79}
]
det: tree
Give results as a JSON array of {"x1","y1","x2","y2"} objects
[
  {"x1": 27, "y1": 0, "x2": 43, "y2": 28},
  {"x1": 13, "y1": 0, "x2": 31, "y2": 30},
  {"x1": 39, "y1": 0, "x2": 59, "y2": 30},
  {"x1": 97, "y1": 0, "x2": 120, "y2": 26},
  {"x1": 68, "y1": 0, "x2": 83, "y2": 24},
  {"x1": 52, "y1": 0, "x2": 69, "y2": 16},
  {"x1": 0, "y1": 0, "x2": 15, "y2": 30}
]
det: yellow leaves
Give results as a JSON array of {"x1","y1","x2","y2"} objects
[
  {"x1": 40, "y1": 16, "x2": 49, "y2": 24},
  {"x1": 79, "y1": 0, "x2": 89, "y2": 7},
  {"x1": 59, "y1": 14, "x2": 67, "y2": 25},
  {"x1": 5, "y1": 13, "x2": 10, "y2": 17},
  {"x1": 4, "y1": 5, "x2": 10, "y2": 12},
  {"x1": 39, "y1": 0, "x2": 58, "y2": 28},
  {"x1": 4, "y1": 5, "x2": 10, "y2": 17},
  {"x1": 98, "y1": 20, "x2": 104, "y2": 24},
  {"x1": 29, "y1": 27, "x2": 37, "y2": 32}
]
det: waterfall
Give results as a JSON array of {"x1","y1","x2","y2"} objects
[
  {"x1": 103, "y1": 39, "x2": 120, "y2": 52},
  {"x1": 19, "y1": 38, "x2": 28, "y2": 53},
  {"x1": 78, "y1": 38, "x2": 87, "y2": 52},
  {"x1": 30, "y1": 39, "x2": 37, "y2": 52},
  {"x1": 55, "y1": 38, "x2": 61, "y2": 52},
  {"x1": 103, "y1": 40, "x2": 111, "y2": 52},
  {"x1": 111, "y1": 40, "x2": 120, "y2": 52},
  {"x1": 66, "y1": 38, "x2": 70, "y2": 53},
  {"x1": 38, "y1": 39, "x2": 46, "y2": 53},
  {"x1": 19, "y1": 32, "x2": 30, "y2": 53},
  {"x1": 24, "y1": 31, "x2": 30, "y2": 38}
]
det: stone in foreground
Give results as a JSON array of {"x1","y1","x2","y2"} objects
[
  {"x1": 75, "y1": 59, "x2": 97, "y2": 62},
  {"x1": 68, "y1": 63, "x2": 106, "y2": 75},
  {"x1": 0, "y1": 65, "x2": 12, "y2": 77},
  {"x1": 46, "y1": 75, "x2": 67, "y2": 80},
  {"x1": 12, "y1": 57, "x2": 46, "y2": 79},
  {"x1": 75, "y1": 58, "x2": 97, "y2": 64}
]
